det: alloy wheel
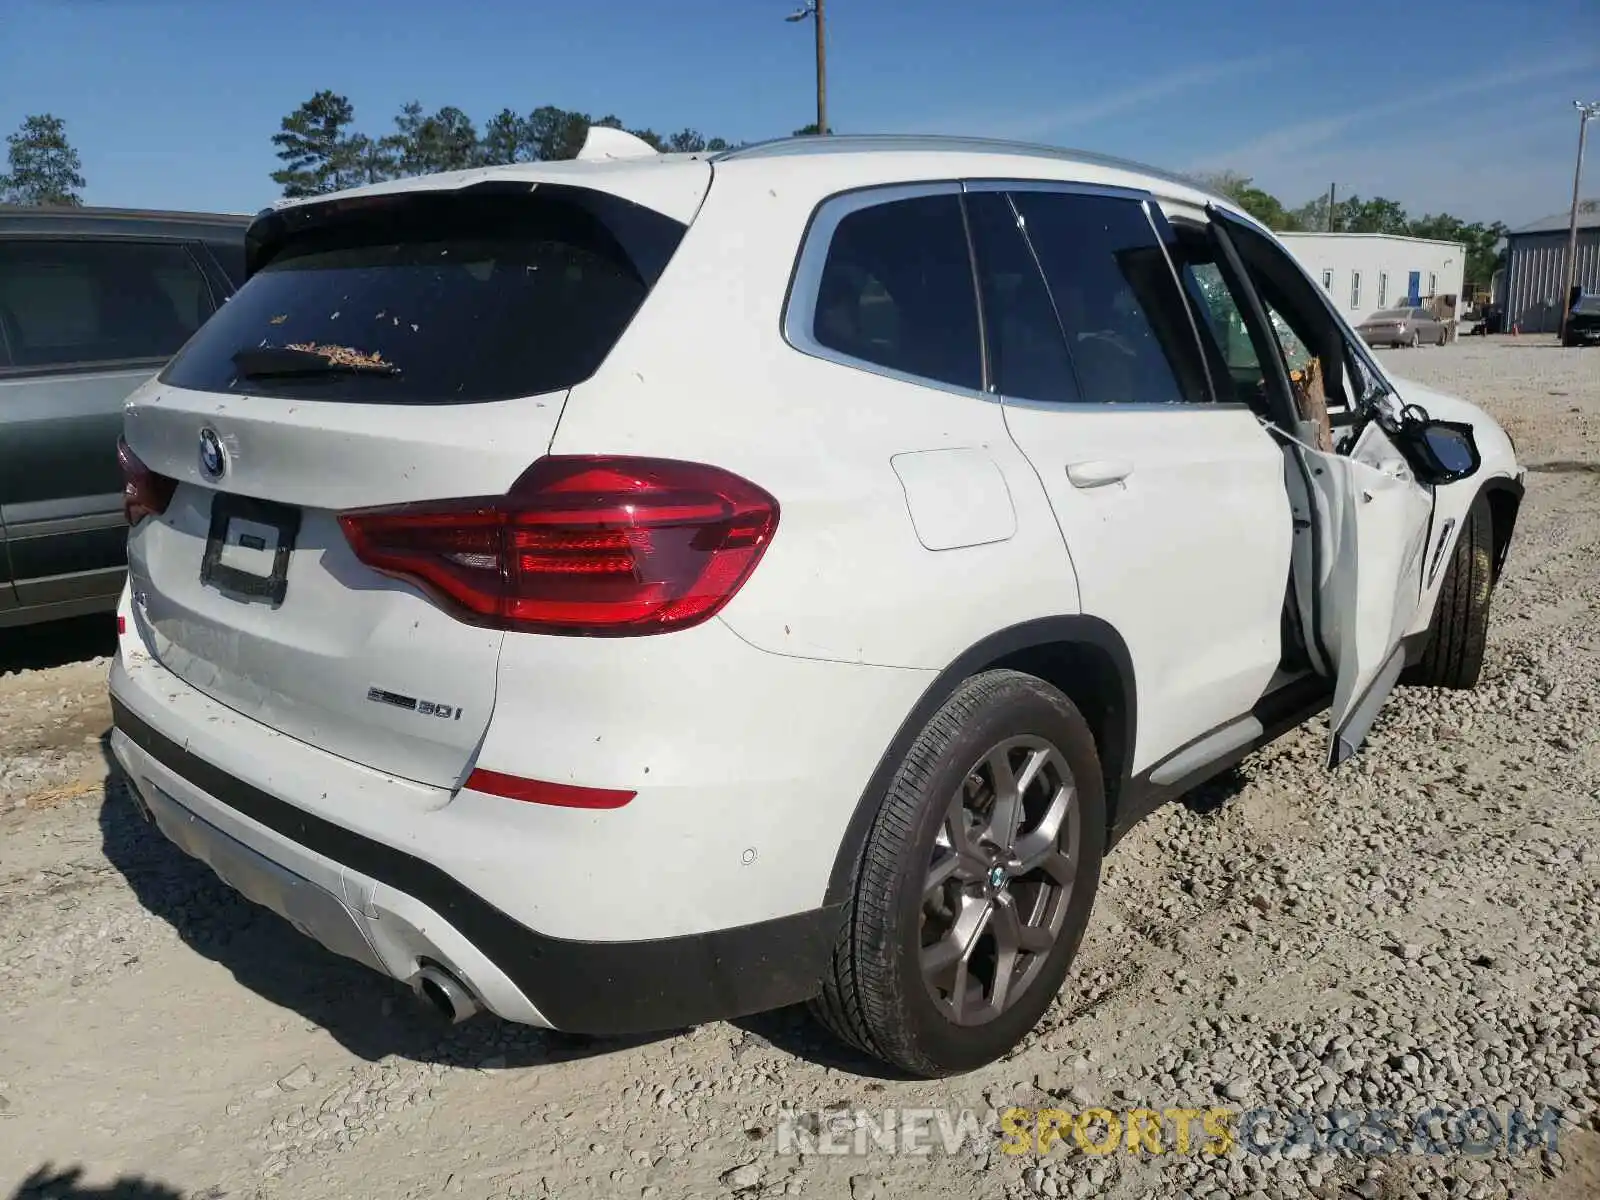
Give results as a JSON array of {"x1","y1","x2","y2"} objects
[{"x1": 919, "y1": 735, "x2": 1080, "y2": 1026}]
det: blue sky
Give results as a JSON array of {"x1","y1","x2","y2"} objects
[{"x1": 2, "y1": 0, "x2": 1597, "y2": 227}]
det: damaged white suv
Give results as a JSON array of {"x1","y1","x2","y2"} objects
[{"x1": 109, "y1": 131, "x2": 1524, "y2": 1077}]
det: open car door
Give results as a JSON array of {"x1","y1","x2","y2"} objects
[
  {"x1": 1199, "y1": 206, "x2": 1478, "y2": 768},
  {"x1": 1291, "y1": 423, "x2": 1432, "y2": 767}
]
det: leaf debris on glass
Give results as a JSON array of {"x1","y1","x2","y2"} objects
[{"x1": 286, "y1": 342, "x2": 396, "y2": 370}]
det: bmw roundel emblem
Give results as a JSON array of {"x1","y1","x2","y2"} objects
[{"x1": 198, "y1": 427, "x2": 226, "y2": 480}]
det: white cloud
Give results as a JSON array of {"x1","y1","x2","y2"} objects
[
  {"x1": 907, "y1": 52, "x2": 1279, "y2": 142},
  {"x1": 1245, "y1": 109, "x2": 1581, "y2": 225},
  {"x1": 1191, "y1": 51, "x2": 1600, "y2": 172}
]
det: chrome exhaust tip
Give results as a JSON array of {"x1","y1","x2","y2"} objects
[{"x1": 411, "y1": 964, "x2": 479, "y2": 1024}]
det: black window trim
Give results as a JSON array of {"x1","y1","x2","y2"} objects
[
  {"x1": 0, "y1": 233, "x2": 220, "y2": 378},
  {"x1": 781, "y1": 180, "x2": 991, "y2": 401}
]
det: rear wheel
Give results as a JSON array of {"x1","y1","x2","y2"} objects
[
  {"x1": 811, "y1": 670, "x2": 1105, "y2": 1077},
  {"x1": 1403, "y1": 494, "x2": 1495, "y2": 689}
]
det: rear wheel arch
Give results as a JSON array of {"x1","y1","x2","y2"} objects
[{"x1": 823, "y1": 617, "x2": 1136, "y2": 909}]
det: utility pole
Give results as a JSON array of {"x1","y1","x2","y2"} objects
[
  {"x1": 1326, "y1": 182, "x2": 1336, "y2": 232},
  {"x1": 1561, "y1": 100, "x2": 1599, "y2": 345},
  {"x1": 786, "y1": 1, "x2": 828, "y2": 135}
]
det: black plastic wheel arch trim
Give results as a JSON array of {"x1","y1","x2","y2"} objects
[
  {"x1": 109, "y1": 694, "x2": 841, "y2": 1035},
  {"x1": 822, "y1": 615, "x2": 1137, "y2": 907},
  {"x1": 1475, "y1": 475, "x2": 1524, "y2": 581}
]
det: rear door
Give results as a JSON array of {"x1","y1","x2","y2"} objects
[
  {"x1": 0, "y1": 235, "x2": 218, "y2": 609},
  {"x1": 966, "y1": 184, "x2": 1295, "y2": 770},
  {"x1": 122, "y1": 178, "x2": 705, "y2": 787}
]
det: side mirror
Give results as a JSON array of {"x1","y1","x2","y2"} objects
[{"x1": 1409, "y1": 419, "x2": 1480, "y2": 485}]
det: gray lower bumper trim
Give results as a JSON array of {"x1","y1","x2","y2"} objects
[{"x1": 138, "y1": 780, "x2": 384, "y2": 974}]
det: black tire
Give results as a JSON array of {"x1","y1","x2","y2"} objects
[
  {"x1": 1403, "y1": 494, "x2": 1495, "y2": 689},
  {"x1": 810, "y1": 670, "x2": 1106, "y2": 1077}
]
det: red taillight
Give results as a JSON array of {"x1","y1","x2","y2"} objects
[
  {"x1": 118, "y1": 437, "x2": 177, "y2": 525},
  {"x1": 464, "y1": 768, "x2": 634, "y2": 809},
  {"x1": 337, "y1": 456, "x2": 780, "y2": 636}
]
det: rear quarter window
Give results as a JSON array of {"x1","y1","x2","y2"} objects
[
  {"x1": 161, "y1": 190, "x2": 686, "y2": 404},
  {"x1": 801, "y1": 191, "x2": 982, "y2": 392}
]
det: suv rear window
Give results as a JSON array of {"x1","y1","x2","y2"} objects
[{"x1": 161, "y1": 188, "x2": 686, "y2": 403}]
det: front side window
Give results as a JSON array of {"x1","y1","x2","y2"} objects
[
  {"x1": 0, "y1": 238, "x2": 213, "y2": 370},
  {"x1": 1165, "y1": 233, "x2": 1269, "y2": 407},
  {"x1": 1219, "y1": 215, "x2": 1405, "y2": 419},
  {"x1": 1010, "y1": 191, "x2": 1209, "y2": 405},
  {"x1": 809, "y1": 193, "x2": 981, "y2": 392}
]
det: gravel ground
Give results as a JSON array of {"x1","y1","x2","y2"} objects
[{"x1": 1, "y1": 336, "x2": 1597, "y2": 1200}]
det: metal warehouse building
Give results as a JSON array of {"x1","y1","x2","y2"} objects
[
  {"x1": 1278, "y1": 232, "x2": 1466, "y2": 322},
  {"x1": 1501, "y1": 205, "x2": 1600, "y2": 334}
]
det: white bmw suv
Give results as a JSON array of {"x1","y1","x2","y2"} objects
[{"x1": 109, "y1": 131, "x2": 1524, "y2": 1077}]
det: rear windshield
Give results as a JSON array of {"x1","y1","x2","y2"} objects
[{"x1": 161, "y1": 188, "x2": 686, "y2": 403}]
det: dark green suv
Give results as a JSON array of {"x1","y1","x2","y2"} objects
[{"x1": 0, "y1": 205, "x2": 247, "y2": 629}]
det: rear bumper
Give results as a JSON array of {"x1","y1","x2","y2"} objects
[{"x1": 110, "y1": 692, "x2": 842, "y2": 1033}]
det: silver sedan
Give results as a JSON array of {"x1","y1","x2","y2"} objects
[{"x1": 1356, "y1": 307, "x2": 1450, "y2": 348}]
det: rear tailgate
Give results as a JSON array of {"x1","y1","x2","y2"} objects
[{"x1": 122, "y1": 172, "x2": 707, "y2": 787}]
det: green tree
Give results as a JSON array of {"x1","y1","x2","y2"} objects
[
  {"x1": 1290, "y1": 194, "x2": 1332, "y2": 232},
  {"x1": 479, "y1": 108, "x2": 529, "y2": 165},
  {"x1": 1409, "y1": 213, "x2": 1507, "y2": 290},
  {"x1": 341, "y1": 133, "x2": 398, "y2": 185},
  {"x1": 1334, "y1": 195, "x2": 1409, "y2": 235},
  {"x1": 1194, "y1": 170, "x2": 1299, "y2": 231},
  {"x1": 666, "y1": 129, "x2": 709, "y2": 153},
  {"x1": 525, "y1": 106, "x2": 593, "y2": 161},
  {"x1": 267, "y1": 98, "x2": 738, "y2": 185},
  {"x1": 271, "y1": 91, "x2": 369, "y2": 197},
  {"x1": 1, "y1": 113, "x2": 86, "y2": 206},
  {"x1": 389, "y1": 102, "x2": 480, "y2": 175},
  {"x1": 792, "y1": 123, "x2": 822, "y2": 136}
]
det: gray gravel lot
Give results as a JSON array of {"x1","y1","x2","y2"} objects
[{"x1": 1, "y1": 337, "x2": 1596, "y2": 1200}]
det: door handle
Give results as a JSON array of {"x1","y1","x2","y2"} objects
[{"x1": 1065, "y1": 459, "x2": 1134, "y2": 489}]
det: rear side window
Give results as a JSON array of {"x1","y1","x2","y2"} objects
[
  {"x1": 1011, "y1": 192, "x2": 1210, "y2": 405},
  {"x1": 964, "y1": 191, "x2": 1078, "y2": 403},
  {"x1": 0, "y1": 238, "x2": 214, "y2": 369},
  {"x1": 162, "y1": 190, "x2": 686, "y2": 403},
  {"x1": 808, "y1": 193, "x2": 981, "y2": 392}
]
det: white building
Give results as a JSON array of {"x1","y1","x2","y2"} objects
[{"x1": 1278, "y1": 233, "x2": 1466, "y2": 321}]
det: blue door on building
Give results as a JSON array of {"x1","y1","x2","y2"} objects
[{"x1": 1407, "y1": 271, "x2": 1421, "y2": 306}]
